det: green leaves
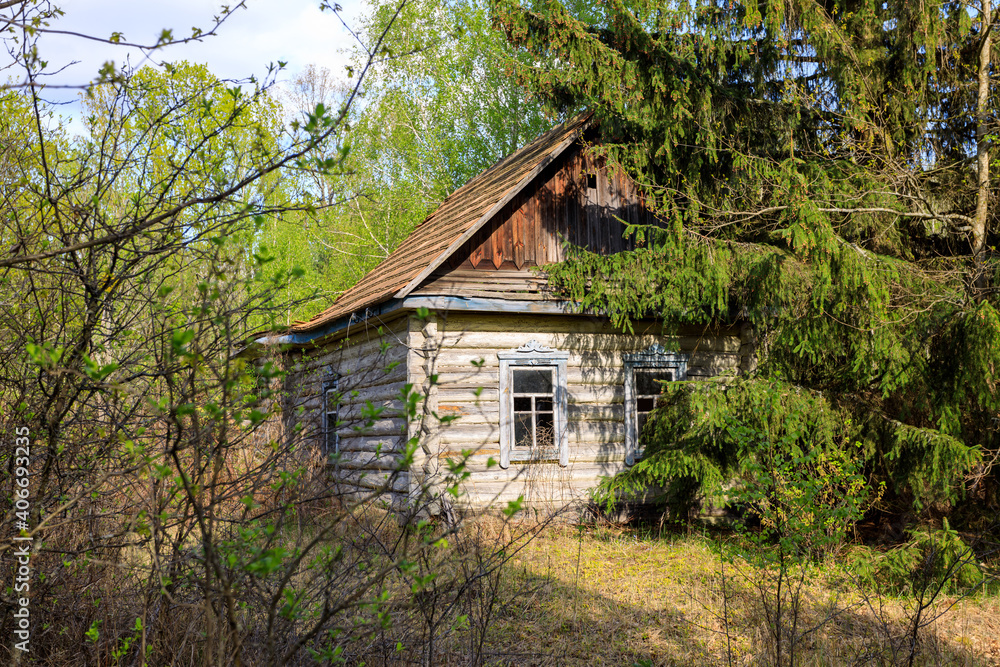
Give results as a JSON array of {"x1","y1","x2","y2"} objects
[
  {"x1": 25, "y1": 341, "x2": 64, "y2": 369},
  {"x1": 170, "y1": 328, "x2": 195, "y2": 355},
  {"x1": 84, "y1": 620, "x2": 100, "y2": 643},
  {"x1": 598, "y1": 377, "x2": 978, "y2": 518},
  {"x1": 518, "y1": 0, "x2": 997, "y2": 521},
  {"x1": 729, "y1": 420, "x2": 873, "y2": 560},
  {"x1": 246, "y1": 545, "x2": 291, "y2": 576},
  {"x1": 503, "y1": 494, "x2": 524, "y2": 517}
]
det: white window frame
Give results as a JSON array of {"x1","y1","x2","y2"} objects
[
  {"x1": 623, "y1": 344, "x2": 688, "y2": 466},
  {"x1": 498, "y1": 340, "x2": 569, "y2": 468},
  {"x1": 322, "y1": 372, "x2": 340, "y2": 458}
]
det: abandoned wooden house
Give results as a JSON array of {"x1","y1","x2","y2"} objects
[{"x1": 255, "y1": 114, "x2": 755, "y2": 510}]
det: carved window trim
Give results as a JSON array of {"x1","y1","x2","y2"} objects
[
  {"x1": 498, "y1": 340, "x2": 569, "y2": 468},
  {"x1": 623, "y1": 344, "x2": 688, "y2": 466}
]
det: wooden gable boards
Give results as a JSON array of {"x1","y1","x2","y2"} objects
[{"x1": 292, "y1": 113, "x2": 663, "y2": 334}]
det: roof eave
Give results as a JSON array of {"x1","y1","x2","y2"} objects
[
  {"x1": 249, "y1": 298, "x2": 406, "y2": 350},
  {"x1": 246, "y1": 296, "x2": 583, "y2": 352}
]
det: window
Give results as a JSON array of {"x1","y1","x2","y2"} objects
[
  {"x1": 498, "y1": 340, "x2": 569, "y2": 468},
  {"x1": 250, "y1": 361, "x2": 272, "y2": 404},
  {"x1": 623, "y1": 344, "x2": 688, "y2": 465},
  {"x1": 322, "y1": 373, "x2": 340, "y2": 458},
  {"x1": 513, "y1": 368, "x2": 555, "y2": 451}
]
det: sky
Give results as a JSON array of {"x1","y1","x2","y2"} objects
[{"x1": 22, "y1": 0, "x2": 370, "y2": 121}]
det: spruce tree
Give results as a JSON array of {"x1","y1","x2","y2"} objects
[{"x1": 491, "y1": 0, "x2": 999, "y2": 519}]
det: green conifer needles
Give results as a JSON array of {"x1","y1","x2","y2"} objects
[{"x1": 496, "y1": 0, "x2": 999, "y2": 517}]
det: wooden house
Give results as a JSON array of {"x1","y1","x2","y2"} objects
[{"x1": 255, "y1": 114, "x2": 755, "y2": 510}]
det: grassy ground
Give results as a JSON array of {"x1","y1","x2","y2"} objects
[{"x1": 423, "y1": 521, "x2": 1000, "y2": 666}]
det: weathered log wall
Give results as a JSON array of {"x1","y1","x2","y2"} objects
[
  {"x1": 406, "y1": 311, "x2": 744, "y2": 510},
  {"x1": 280, "y1": 314, "x2": 412, "y2": 502},
  {"x1": 277, "y1": 308, "x2": 746, "y2": 512}
]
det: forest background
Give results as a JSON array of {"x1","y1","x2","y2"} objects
[{"x1": 1, "y1": 0, "x2": 1000, "y2": 664}]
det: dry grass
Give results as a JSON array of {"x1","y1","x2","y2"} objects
[
  {"x1": 24, "y1": 501, "x2": 1000, "y2": 666},
  {"x1": 419, "y1": 521, "x2": 1000, "y2": 666}
]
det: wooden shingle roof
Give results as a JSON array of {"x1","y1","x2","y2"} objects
[{"x1": 291, "y1": 113, "x2": 591, "y2": 333}]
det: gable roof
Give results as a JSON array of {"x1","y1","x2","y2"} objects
[{"x1": 291, "y1": 113, "x2": 592, "y2": 333}]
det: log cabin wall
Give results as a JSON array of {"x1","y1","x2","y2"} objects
[
  {"x1": 279, "y1": 314, "x2": 411, "y2": 504},
  {"x1": 411, "y1": 144, "x2": 660, "y2": 301},
  {"x1": 406, "y1": 311, "x2": 743, "y2": 510},
  {"x1": 273, "y1": 132, "x2": 750, "y2": 512}
]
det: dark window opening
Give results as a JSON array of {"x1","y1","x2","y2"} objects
[
  {"x1": 634, "y1": 368, "x2": 675, "y2": 443},
  {"x1": 323, "y1": 376, "x2": 340, "y2": 456}
]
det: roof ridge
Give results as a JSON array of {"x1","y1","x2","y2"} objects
[
  {"x1": 409, "y1": 115, "x2": 587, "y2": 232},
  {"x1": 291, "y1": 112, "x2": 592, "y2": 332}
]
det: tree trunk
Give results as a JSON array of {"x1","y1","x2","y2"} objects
[{"x1": 973, "y1": 0, "x2": 993, "y2": 293}]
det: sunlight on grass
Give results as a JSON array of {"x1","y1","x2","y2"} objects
[{"x1": 425, "y1": 522, "x2": 1000, "y2": 666}]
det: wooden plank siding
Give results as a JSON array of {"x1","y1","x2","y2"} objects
[
  {"x1": 411, "y1": 144, "x2": 662, "y2": 301},
  {"x1": 405, "y1": 312, "x2": 742, "y2": 510}
]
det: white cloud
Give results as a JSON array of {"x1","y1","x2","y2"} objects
[{"x1": 23, "y1": 0, "x2": 369, "y2": 117}]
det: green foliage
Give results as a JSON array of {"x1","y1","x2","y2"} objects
[
  {"x1": 845, "y1": 520, "x2": 989, "y2": 597},
  {"x1": 84, "y1": 620, "x2": 100, "y2": 643},
  {"x1": 729, "y1": 420, "x2": 873, "y2": 561},
  {"x1": 275, "y1": 0, "x2": 561, "y2": 321},
  {"x1": 81, "y1": 61, "x2": 285, "y2": 221},
  {"x1": 354, "y1": 0, "x2": 558, "y2": 197},
  {"x1": 494, "y1": 0, "x2": 999, "y2": 518},
  {"x1": 598, "y1": 379, "x2": 977, "y2": 518}
]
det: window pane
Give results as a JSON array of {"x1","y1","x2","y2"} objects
[
  {"x1": 637, "y1": 411, "x2": 651, "y2": 438},
  {"x1": 514, "y1": 415, "x2": 532, "y2": 448},
  {"x1": 536, "y1": 412, "x2": 554, "y2": 447},
  {"x1": 635, "y1": 368, "x2": 674, "y2": 396},
  {"x1": 535, "y1": 398, "x2": 553, "y2": 411},
  {"x1": 325, "y1": 389, "x2": 339, "y2": 413},
  {"x1": 513, "y1": 368, "x2": 553, "y2": 394},
  {"x1": 637, "y1": 397, "x2": 656, "y2": 413},
  {"x1": 513, "y1": 396, "x2": 532, "y2": 411}
]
